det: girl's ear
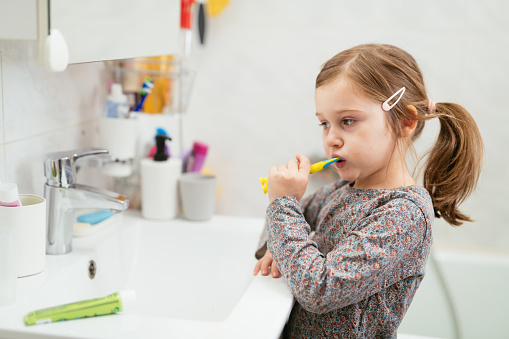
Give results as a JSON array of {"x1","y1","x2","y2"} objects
[{"x1": 402, "y1": 105, "x2": 418, "y2": 137}]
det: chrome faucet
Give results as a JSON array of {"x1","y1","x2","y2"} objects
[{"x1": 44, "y1": 148, "x2": 129, "y2": 255}]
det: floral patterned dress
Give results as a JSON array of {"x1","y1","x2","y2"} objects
[{"x1": 256, "y1": 180, "x2": 434, "y2": 338}]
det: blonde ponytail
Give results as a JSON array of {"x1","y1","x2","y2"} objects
[{"x1": 423, "y1": 103, "x2": 483, "y2": 226}]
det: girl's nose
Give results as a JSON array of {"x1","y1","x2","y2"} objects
[{"x1": 325, "y1": 127, "x2": 343, "y2": 149}]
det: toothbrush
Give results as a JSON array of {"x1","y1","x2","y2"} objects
[
  {"x1": 259, "y1": 158, "x2": 341, "y2": 194},
  {"x1": 133, "y1": 77, "x2": 155, "y2": 112}
]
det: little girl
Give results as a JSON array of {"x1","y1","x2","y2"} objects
[{"x1": 253, "y1": 44, "x2": 483, "y2": 338}]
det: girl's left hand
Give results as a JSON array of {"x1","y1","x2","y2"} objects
[
  {"x1": 268, "y1": 154, "x2": 311, "y2": 203},
  {"x1": 253, "y1": 249, "x2": 280, "y2": 278}
]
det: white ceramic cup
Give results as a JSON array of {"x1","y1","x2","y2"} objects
[
  {"x1": 99, "y1": 117, "x2": 138, "y2": 160},
  {"x1": 179, "y1": 173, "x2": 217, "y2": 221},
  {"x1": 99, "y1": 117, "x2": 138, "y2": 177},
  {"x1": 0, "y1": 195, "x2": 46, "y2": 278}
]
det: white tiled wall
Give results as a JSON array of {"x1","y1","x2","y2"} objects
[
  {"x1": 0, "y1": 40, "x2": 107, "y2": 197},
  {"x1": 1, "y1": 0, "x2": 508, "y2": 252}
]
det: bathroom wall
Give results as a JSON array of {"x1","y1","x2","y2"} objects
[
  {"x1": 1, "y1": 0, "x2": 508, "y2": 252},
  {"x1": 0, "y1": 40, "x2": 108, "y2": 197},
  {"x1": 183, "y1": 0, "x2": 509, "y2": 253}
]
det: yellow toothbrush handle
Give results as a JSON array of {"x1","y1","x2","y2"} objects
[
  {"x1": 259, "y1": 158, "x2": 340, "y2": 194},
  {"x1": 309, "y1": 162, "x2": 324, "y2": 174},
  {"x1": 260, "y1": 177, "x2": 268, "y2": 194},
  {"x1": 310, "y1": 158, "x2": 340, "y2": 174}
]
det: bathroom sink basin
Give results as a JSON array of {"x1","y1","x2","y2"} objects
[{"x1": 0, "y1": 211, "x2": 294, "y2": 339}]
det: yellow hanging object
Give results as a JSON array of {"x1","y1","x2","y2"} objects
[
  {"x1": 142, "y1": 55, "x2": 175, "y2": 114},
  {"x1": 207, "y1": 0, "x2": 230, "y2": 16}
]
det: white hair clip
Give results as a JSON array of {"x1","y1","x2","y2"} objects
[{"x1": 382, "y1": 87, "x2": 406, "y2": 111}]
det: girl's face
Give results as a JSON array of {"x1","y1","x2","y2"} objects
[{"x1": 315, "y1": 77, "x2": 403, "y2": 189}]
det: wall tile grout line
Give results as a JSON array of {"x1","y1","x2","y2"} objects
[{"x1": 3, "y1": 118, "x2": 98, "y2": 146}]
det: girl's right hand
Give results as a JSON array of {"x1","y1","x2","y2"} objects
[
  {"x1": 253, "y1": 249, "x2": 281, "y2": 278},
  {"x1": 268, "y1": 154, "x2": 311, "y2": 203}
]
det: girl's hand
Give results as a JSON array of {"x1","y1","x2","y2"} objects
[
  {"x1": 268, "y1": 154, "x2": 311, "y2": 203},
  {"x1": 253, "y1": 249, "x2": 281, "y2": 278}
]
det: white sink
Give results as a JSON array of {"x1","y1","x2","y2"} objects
[{"x1": 0, "y1": 211, "x2": 294, "y2": 339}]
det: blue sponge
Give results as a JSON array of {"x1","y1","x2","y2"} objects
[{"x1": 77, "y1": 210, "x2": 114, "y2": 225}]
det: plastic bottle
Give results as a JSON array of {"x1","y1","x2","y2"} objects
[
  {"x1": 186, "y1": 141, "x2": 209, "y2": 172},
  {"x1": 0, "y1": 183, "x2": 22, "y2": 207},
  {"x1": 104, "y1": 83, "x2": 129, "y2": 118},
  {"x1": 141, "y1": 135, "x2": 182, "y2": 220}
]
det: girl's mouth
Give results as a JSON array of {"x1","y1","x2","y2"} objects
[{"x1": 334, "y1": 159, "x2": 346, "y2": 168}]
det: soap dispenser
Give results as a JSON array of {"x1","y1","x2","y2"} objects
[{"x1": 140, "y1": 134, "x2": 182, "y2": 220}]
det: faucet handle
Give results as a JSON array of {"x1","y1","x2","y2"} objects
[{"x1": 44, "y1": 148, "x2": 109, "y2": 187}]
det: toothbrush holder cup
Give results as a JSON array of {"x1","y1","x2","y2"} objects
[
  {"x1": 99, "y1": 117, "x2": 138, "y2": 177},
  {"x1": 179, "y1": 173, "x2": 217, "y2": 221},
  {"x1": 0, "y1": 195, "x2": 46, "y2": 278}
]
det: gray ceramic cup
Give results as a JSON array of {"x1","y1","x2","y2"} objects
[{"x1": 179, "y1": 173, "x2": 217, "y2": 221}]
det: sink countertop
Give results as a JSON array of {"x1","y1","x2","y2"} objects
[{"x1": 0, "y1": 211, "x2": 294, "y2": 339}]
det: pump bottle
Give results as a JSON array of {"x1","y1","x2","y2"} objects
[{"x1": 140, "y1": 135, "x2": 182, "y2": 219}]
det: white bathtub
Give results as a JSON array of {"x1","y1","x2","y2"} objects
[{"x1": 398, "y1": 248, "x2": 509, "y2": 339}]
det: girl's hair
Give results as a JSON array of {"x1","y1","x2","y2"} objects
[{"x1": 316, "y1": 44, "x2": 483, "y2": 226}]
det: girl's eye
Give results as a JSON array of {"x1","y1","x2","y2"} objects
[
  {"x1": 319, "y1": 122, "x2": 331, "y2": 129},
  {"x1": 343, "y1": 118, "x2": 355, "y2": 126}
]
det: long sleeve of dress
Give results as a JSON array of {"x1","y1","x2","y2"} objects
[
  {"x1": 266, "y1": 194, "x2": 430, "y2": 315},
  {"x1": 255, "y1": 182, "x2": 342, "y2": 259}
]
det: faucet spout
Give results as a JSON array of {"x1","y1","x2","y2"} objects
[
  {"x1": 44, "y1": 148, "x2": 130, "y2": 255},
  {"x1": 70, "y1": 184, "x2": 129, "y2": 210},
  {"x1": 45, "y1": 184, "x2": 129, "y2": 255}
]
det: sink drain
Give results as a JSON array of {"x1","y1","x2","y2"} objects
[{"x1": 88, "y1": 260, "x2": 96, "y2": 279}]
